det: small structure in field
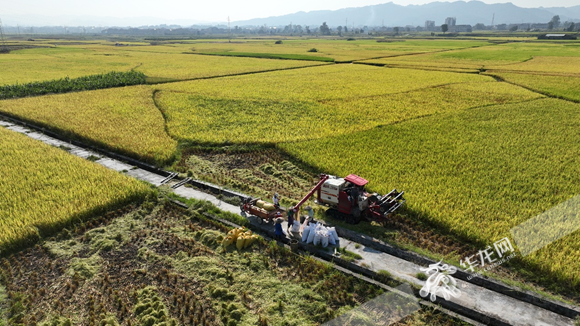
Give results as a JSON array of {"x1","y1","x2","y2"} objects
[{"x1": 538, "y1": 34, "x2": 577, "y2": 40}]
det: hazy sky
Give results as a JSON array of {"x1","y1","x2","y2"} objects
[{"x1": 4, "y1": 0, "x2": 578, "y2": 23}]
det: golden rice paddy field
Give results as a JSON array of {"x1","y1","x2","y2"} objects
[
  {"x1": 361, "y1": 42, "x2": 580, "y2": 72},
  {"x1": 0, "y1": 85, "x2": 177, "y2": 164},
  {"x1": 154, "y1": 64, "x2": 540, "y2": 143},
  {"x1": 0, "y1": 127, "x2": 151, "y2": 254},
  {"x1": 185, "y1": 38, "x2": 490, "y2": 62},
  {"x1": 488, "y1": 56, "x2": 580, "y2": 75},
  {"x1": 489, "y1": 72, "x2": 580, "y2": 102},
  {"x1": 484, "y1": 56, "x2": 580, "y2": 102},
  {"x1": 2, "y1": 37, "x2": 580, "y2": 296},
  {"x1": 156, "y1": 63, "x2": 485, "y2": 100},
  {"x1": 0, "y1": 44, "x2": 326, "y2": 85},
  {"x1": 281, "y1": 98, "x2": 580, "y2": 288},
  {"x1": 0, "y1": 200, "x2": 464, "y2": 326}
]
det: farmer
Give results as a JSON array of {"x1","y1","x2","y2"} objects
[
  {"x1": 287, "y1": 206, "x2": 295, "y2": 233},
  {"x1": 300, "y1": 205, "x2": 315, "y2": 225},
  {"x1": 272, "y1": 193, "x2": 280, "y2": 209},
  {"x1": 351, "y1": 186, "x2": 360, "y2": 205},
  {"x1": 274, "y1": 215, "x2": 285, "y2": 240}
]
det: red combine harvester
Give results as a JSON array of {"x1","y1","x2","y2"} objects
[{"x1": 291, "y1": 174, "x2": 405, "y2": 224}]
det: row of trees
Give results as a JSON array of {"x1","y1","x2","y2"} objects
[
  {"x1": 471, "y1": 15, "x2": 578, "y2": 32},
  {"x1": 319, "y1": 22, "x2": 365, "y2": 36},
  {"x1": 547, "y1": 15, "x2": 577, "y2": 31},
  {"x1": 244, "y1": 22, "x2": 365, "y2": 36},
  {"x1": 101, "y1": 15, "x2": 577, "y2": 37}
]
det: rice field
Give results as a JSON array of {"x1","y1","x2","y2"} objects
[
  {"x1": 0, "y1": 46, "x2": 136, "y2": 85},
  {"x1": 435, "y1": 42, "x2": 580, "y2": 61},
  {"x1": 0, "y1": 71, "x2": 146, "y2": 100},
  {"x1": 157, "y1": 64, "x2": 489, "y2": 100},
  {"x1": 280, "y1": 98, "x2": 580, "y2": 287},
  {"x1": 487, "y1": 56, "x2": 580, "y2": 75},
  {"x1": 0, "y1": 44, "x2": 327, "y2": 85},
  {"x1": 188, "y1": 38, "x2": 491, "y2": 62},
  {"x1": 155, "y1": 64, "x2": 540, "y2": 144},
  {"x1": 0, "y1": 127, "x2": 151, "y2": 254},
  {"x1": 361, "y1": 42, "x2": 580, "y2": 72},
  {"x1": 490, "y1": 72, "x2": 580, "y2": 102},
  {"x1": 359, "y1": 43, "x2": 529, "y2": 70},
  {"x1": 134, "y1": 52, "x2": 327, "y2": 81},
  {"x1": 0, "y1": 200, "x2": 463, "y2": 326},
  {"x1": 2, "y1": 36, "x2": 580, "y2": 297},
  {"x1": 0, "y1": 85, "x2": 177, "y2": 164}
]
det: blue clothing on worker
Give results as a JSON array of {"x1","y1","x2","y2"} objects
[{"x1": 275, "y1": 222, "x2": 285, "y2": 238}]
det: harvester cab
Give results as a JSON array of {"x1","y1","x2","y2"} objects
[{"x1": 314, "y1": 174, "x2": 405, "y2": 224}]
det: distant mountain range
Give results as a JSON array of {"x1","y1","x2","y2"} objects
[
  {"x1": 3, "y1": 1, "x2": 580, "y2": 28},
  {"x1": 233, "y1": 1, "x2": 580, "y2": 27}
]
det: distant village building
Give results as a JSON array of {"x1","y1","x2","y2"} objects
[
  {"x1": 438, "y1": 17, "x2": 470, "y2": 33},
  {"x1": 445, "y1": 17, "x2": 457, "y2": 27},
  {"x1": 538, "y1": 34, "x2": 577, "y2": 40},
  {"x1": 517, "y1": 23, "x2": 531, "y2": 30},
  {"x1": 451, "y1": 25, "x2": 473, "y2": 33},
  {"x1": 425, "y1": 20, "x2": 435, "y2": 31},
  {"x1": 531, "y1": 23, "x2": 549, "y2": 30}
]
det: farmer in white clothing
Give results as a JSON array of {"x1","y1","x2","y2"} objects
[{"x1": 273, "y1": 193, "x2": 280, "y2": 208}]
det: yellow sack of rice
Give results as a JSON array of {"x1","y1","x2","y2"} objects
[
  {"x1": 236, "y1": 236, "x2": 246, "y2": 250},
  {"x1": 231, "y1": 228, "x2": 245, "y2": 240},
  {"x1": 222, "y1": 236, "x2": 234, "y2": 247},
  {"x1": 262, "y1": 203, "x2": 275, "y2": 211},
  {"x1": 244, "y1": 235, "x2": 258, "y2": 248},
  {"x1": 227, "y1": 229, "x2": 239, "y2": 241},
  {"x1": 256, "y1": 200, "x2": 266, "y2": 208}
]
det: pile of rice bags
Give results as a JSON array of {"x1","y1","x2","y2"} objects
[
  {"x1": 222, "y1": 227, "x2": 259, "y2": 250},
  {"x1": 256, "y1": 200, "x2": 276, "y2": 211},
  {"x1": 301, "y1": 222, "x2": 339, "y2": 248}
]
